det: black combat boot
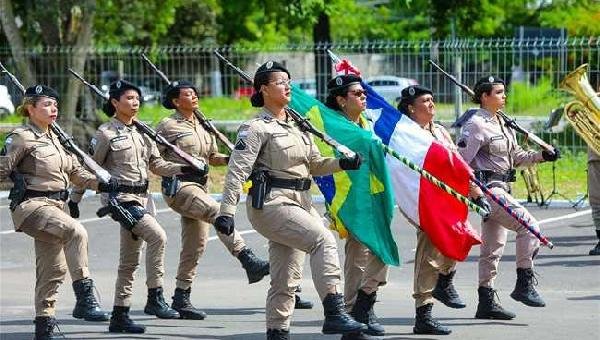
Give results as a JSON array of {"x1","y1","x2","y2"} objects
[
  {"x1": 33, "y1": 316, "x2": 58, "y2": 340},
  {"x1": 350, "y1": 290, "x2": 385, "y2": 336},
  {"x1": 589, "y1": 230, "x2": 600, "y2": 255},
  {"x1": 413, "y1": 303, "x2": 451, "y2": 335},
  {"x1": 433, "y1": 270, "x2": 466, "y2": 309},
  {"x1": 475, "y1": 287, "x2": 516, "y2": 320},
  {"x1": 321, "y1": 293, "x2": 367, "y2": 334},
  {"x1": 72, "y1": 278, "x2": 110, "y2": 321},
  {"x1": 108, "y1": 306, "x2": 145, "y2": 333},
  {"x1": 510, "y1": 268, "x2": 546, "y2": 307},
  {"x1": 295, "y1": 294, "x2": 314, "y2": 309},
  {"x1": 267, "y1": 328, "x2": 290, "y2": 340},
  {"x1": 171, "y1": 287, "x2": 207, "y2": 320},
  {"x1": 144, "y1": 287, "x2": 180, "y2": 319},
  {"x1": 237, "y1": 247, "x2": 270, "y2": 284}
]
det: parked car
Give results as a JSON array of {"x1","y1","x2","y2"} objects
[
  {"x1": 366, "y1": 75, "x2": 418, "y2": 104},
  {"x1": 0, "y1": 85, "x2": 15, "y2": 116}
]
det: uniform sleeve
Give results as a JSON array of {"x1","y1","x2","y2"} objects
[
  {"x1": 512, "y1": 139, "x2": 544, "y2": 167},
  {"x1": 91, "y1": 129, "x2": 110, "y2": 166},
  {"x1": 148, "y1": 139, "x2": 185, "y2": 177},
  {"x1": 67, "y1": 153, "x2": 99, "y2": 192},
  {"x1": 154, "y1": 120, "x2": 171, "y2": 156},
  {"x1": 307, "y1": 134, "x2": 342, "y2": 177},
  {"x1": 0, "y1": 132, "x2": 26, "y2": 181},
  {"x1": 219, "y1": 123, "x2": 265, "y2": 216},
  {"x1": 208, "y1": 134, "x2": 229, "y2": 166},
  {"x1": 457, "y1": 120, "x2": 485, "y2": 165}
]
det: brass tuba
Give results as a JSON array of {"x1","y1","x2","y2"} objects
[{"x1": 559, "y1": 63, "x2": 600, "y2": 154}]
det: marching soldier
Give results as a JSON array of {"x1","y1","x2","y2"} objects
[
  {"x1": 81, "y1": 80, "x2": 202, "y2": 333},
  {"x1": 0, "y1": 85, "x2": 110, "y2": 339},
  {"x1": 155, "y1": 80, "x2": 270, "y2": 319},
  {"x1": 457, "y1": 76, "x2": 559, "y2": 320},
  {"x1": 588, "y1": 147, "x2": 600, "y2": 255},
  {"x1": 399, "y1": 84, "x2": 491, "y2": 334},
  {"x1": 215, "y1": 61, "x2": 366, "y2": 340},
  {"x1": 324, "y1": 74, "x2": 388, "y2": 340}
]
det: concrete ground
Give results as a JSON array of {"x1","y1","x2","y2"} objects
[{"x1": 1, "y1": 195, "x2": 598, "y2": 339}]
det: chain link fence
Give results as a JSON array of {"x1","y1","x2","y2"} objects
[{"x1": 1, "y1": 37, "x2": 598, "y2": 154}]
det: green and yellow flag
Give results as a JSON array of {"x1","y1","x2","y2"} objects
[{"x1": 289, "y1": 85, "x2": 399, "y2": 266}]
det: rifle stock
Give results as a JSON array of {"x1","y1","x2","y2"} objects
[
  {"x1": 140, "y1": 53, "x2": 235, "y2": 151},
  {"x1": 213, "y1": 50, "x2": 356, "y2": 158},
  {"x1": 428, "y1": 60, "x2": 556, "y2": 155},
  {"x1": 68, "y1": 69, "x2": 207, "y2": 173}
]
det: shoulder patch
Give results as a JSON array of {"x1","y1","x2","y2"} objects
[{"x1": 234, "y1": 139, "x2": 247, "y2": 150}]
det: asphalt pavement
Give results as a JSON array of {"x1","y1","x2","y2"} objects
[{"x1": 1, "y1": 195, "x2": 598, "y2": 339}]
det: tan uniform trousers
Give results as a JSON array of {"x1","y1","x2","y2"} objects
[
  {"x1": 588, "y1": 159, "x2": 600, "y2": 230},
  {"x1": 343, "y1": 233, "x2": 389, "y2": 309},
  {"x1": 247, "y1": 202, "x2": 341, "y2": 330},
  {"x1": 20, "y1": 203, "x2": 90, "y2": 317},
  {"x1": 413, "y1": 230, "x2": 456, "y2": 307},
  {"x1": 113, "y1": 214, "x2": 167, "y2": 307},
  {"x1": 479, "y1": 186, "x2": 541, "y2": 288},
  {"x1": 164, "y1": 184, "x2": 247, "y2": 290}
]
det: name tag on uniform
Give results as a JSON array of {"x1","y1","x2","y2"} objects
[
  {"x1": 175, "y1": 132, "x2": 193, "y2": 139},
  {"x1": 110, "y1": 135, "x2": 128, "y2": 143},
  {"x1": 490, "y1": 135, "x2": 505, "y2": 141}
]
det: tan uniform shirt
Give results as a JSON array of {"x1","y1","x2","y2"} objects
[
  {"x1": 220, "y1": 109, "x2": 341, "y2": 216},
  {"x1": 89, "y1": 118, "x2": 182, "y2": 205},
  {"x1": 155, "y1": 111, "x2": 228, "y2": 168},
  {"x1": 0, "y1": 123, "x2": 98, "y2": 229},
  {"x1": 457, "y1": 109, "x2": 543, "y2": 189}
]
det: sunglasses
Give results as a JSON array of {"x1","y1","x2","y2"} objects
[{"x1": 348, "y1": 89, "x2": 367, "y2": 97}]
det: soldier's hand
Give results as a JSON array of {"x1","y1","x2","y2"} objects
[
  {"x1": 542, "y1": 146, "x2": 560, "y2": 162},
  {"x1": 339, "y1": 154, "x2": 362, "y2": 170},
  {"x1": 98, "y1": 178, "x2": 119, "y2": 193},
  {"x1": 68, "y1": 200, "x2": 80, "y2": 218},
  {"x1": 214, "y1": 215, "x2": 235, "y2": 235},
  {"x1": 474, "y1": 195, "x2": 491, "y2": 221}
]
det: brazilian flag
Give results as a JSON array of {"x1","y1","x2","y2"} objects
[{"x1": 289, "y1": 85, "x2": 399, "y2": 266}]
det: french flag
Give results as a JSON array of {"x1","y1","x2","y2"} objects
[{"x1": 363, "y1": 83, "x2": 481, "y2": 261}]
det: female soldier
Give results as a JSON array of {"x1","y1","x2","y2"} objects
[
  {"x1": 398, "y1": 84, "x2": 490, "y2": 335},
  {"x1": 0, "y1": 85, "x2": 110, "y2": 339},
  {"x1": 324, "y1": 74, "x2": 388, "y2": 340},
  {"x1": 457, "y1": 76, "x2": 559, "y2": 320},
  {"x1": 155, "y1": 80, "x2": 269, "y2": 319},
  {"x1": 215, "y1": 61, "x2": 366, "y2": 340},
  {"x1": 90, "y1": 80, "x2": 198, "y2": 333}
]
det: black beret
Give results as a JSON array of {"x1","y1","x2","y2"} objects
[
  {"x1": 400, "y1": 85, "x2": 433, "y2": 103},
  {"x1": 24, "y1": 85, "x2": 59, "y2": 101},
  {"x1": 327, "y1": 74, "x2": 362, "y2": 93},
  {"x1": 103, "y1": 80, "x2": 142, "y2": 116},
  {"x1": 161, "y1": 80, "x2": 198, "y2": 110},
  {"x1": 254, "y1": 60, "x2": 289, "y2": 78},
  {"x1": 474, "y1": 76, "x2": 505, "y2": 90}
]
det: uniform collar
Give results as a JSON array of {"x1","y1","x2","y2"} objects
[
  {"x1": 110, "y1": 117, "x2": 134, "y2": 131},
  {"x1": 477, "y1": 108, "x2": 498, "y2": 123},
  {"x1": 26, "y1": 122, "x2": 50, "y2": 138},
  {"x1": 173, "y1": 110, "x2": 194, "y2": 122}
]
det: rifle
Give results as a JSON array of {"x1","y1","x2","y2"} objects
[
  {"x1": 67, "y1": 68, "x2": 207, "y2": 173},
  {"x1": 1, "y1": 64, "x2": 141, "y2": 233},
  {"x1": 213, "y1": 50, "x2": 356, "y2": 159},
  {"x1": 428, "y1": 59, "x2": 556, "y2": 155},
  {"x1": 140, "y1": 53, "x2": 235, "y2": 151}
]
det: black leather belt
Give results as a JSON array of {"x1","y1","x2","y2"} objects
[
  {"x1": 474, "y1": 169, "x2": 517, "y2": 183},
  {"x1": 177, "y1": 174, "x2": 208, "y2": 186},
  {"x1": 269, "y1": 177, "x2": 312, "y2": 191},
  {"x1": 24, "y1": 189, "x2": 69, "y2": 201},
  {"x1": 115, "y1": 181, "x2": 149, "y2": 194}
]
